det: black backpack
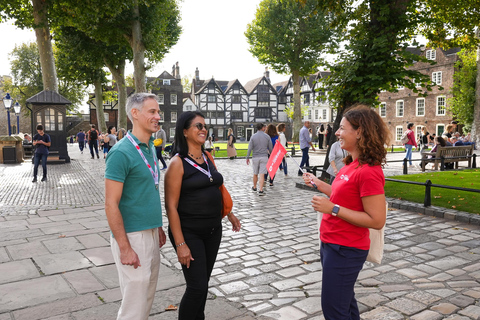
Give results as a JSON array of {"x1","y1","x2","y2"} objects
[
  {"x1": 90, "y1": 130, "x2": 98, "y2": 140},
  {"x1": 230, "y1": 134, "x2": 236, "y2": 144}
]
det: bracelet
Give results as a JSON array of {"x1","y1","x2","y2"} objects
[{"x1": 176, "y1": 242, "x2": 186, "y2": 248}]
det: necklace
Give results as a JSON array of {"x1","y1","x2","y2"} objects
[{"x1": 188, "y1": 152, "x2": 203, "y2": 160}]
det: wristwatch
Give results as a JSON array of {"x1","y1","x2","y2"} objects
[{"x1": 331, "y1": 204, "x2": 340, "y2": 216}]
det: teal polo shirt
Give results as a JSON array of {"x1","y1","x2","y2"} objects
[{"x1": 105, "y1": 131, "x2": 163, "y2": 233}]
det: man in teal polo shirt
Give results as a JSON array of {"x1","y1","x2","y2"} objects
[{"x1": 105, "y1": 92, "x2": 166, "y2": 320}]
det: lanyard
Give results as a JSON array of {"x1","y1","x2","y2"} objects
[
  {"x1": 183, "y1": 153, "x2": 213, "y2": 182},
  {"x1": 126, "y1": 132, "x2": 159, "y2": 189}
]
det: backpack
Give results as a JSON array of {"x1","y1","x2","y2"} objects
[
  {"x1": 230, "y1": 134, "x2": 236, "y2": 144},
  {"x1": 90, "y1": 129, "x2": 98, "y2": 140},
  {"x1": 400, "y1": 130, "x2": 409, "y2": 144}
]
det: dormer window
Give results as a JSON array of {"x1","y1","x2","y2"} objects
[
  {"x1": 163, "y1": 79, "x2": 170, "y2": 85},
  {"x1": 426, "y1": 50, "x2": 436, "y2": 60}
]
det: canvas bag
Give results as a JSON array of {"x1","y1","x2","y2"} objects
[
  {"x1": 366, "y1": 202, "x2": 388, "y2": 264},
  {"x1": 400, "y1": 130, "x2": 410, "y2": 144}
]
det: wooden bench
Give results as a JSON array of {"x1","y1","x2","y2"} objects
[{"x1": 421, "y1": 145, "x2": 474, "y2": 171}]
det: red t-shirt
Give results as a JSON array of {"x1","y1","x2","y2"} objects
[{"x1": 321, "y1": 159, "x2": 385, "y2": 250}]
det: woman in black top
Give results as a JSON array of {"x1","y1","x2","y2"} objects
[
  {"x1": 165, "y1": 111, "x2": 241, "y2": 320},
  {"x1": 326, "y1": 124, "x2": 333, "y2": 148}
]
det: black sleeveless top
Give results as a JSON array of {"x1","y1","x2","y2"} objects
[{"x1": 177, "y1": 155, "x2": 223, "y2": 229}]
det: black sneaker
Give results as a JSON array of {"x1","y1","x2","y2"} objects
[
  {"x1": 32, "y1": 178, "x2": 37, "y2": 183},
  {"x1": 252, "y1": 187, "x2": 257, "y2": 192},
  {"x1": 96, "y1": 154, "x2": 99, "y2": 159},
  {"x1": 41, "y1": 177, "x2": 47, "y2": 182},
  {"x1": 258, "y1": 190, "x2": 265, "y2": 196}
]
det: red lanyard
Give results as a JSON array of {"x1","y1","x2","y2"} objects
[{"x1": 126, "y1": 133, "x2": 159, "y2": 189}]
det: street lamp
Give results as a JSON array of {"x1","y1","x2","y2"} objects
[
  {"x1": 3, "y1": 93, "x2": 13, "y2": 136},
  {"x1": 13, "y1": 102, "x2": 21, "y2": 134}
]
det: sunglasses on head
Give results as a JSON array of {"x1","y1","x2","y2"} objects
[{"x1": 192, "y1": 123, "x2": 207, "y2": 130}]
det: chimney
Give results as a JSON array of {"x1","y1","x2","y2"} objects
[
  {"x1": 264, "y1": 67, "x2": 270, "y2": 82},
  {"x1": 175, "y1": 62, "x2": 181, "y2": 80},
  {"x1": 195, "y1": 67, "x2": 199, "y2": 81},
  {"x1": 172, "y1": 64, "x2": 176, "y2": 78}
]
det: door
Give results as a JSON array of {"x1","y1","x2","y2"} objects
[{"x1": 246, "y1": 128, "x2": 254, "y2": 141}]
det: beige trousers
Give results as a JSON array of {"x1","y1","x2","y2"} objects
[{"x1": 111, "y1": 228, "x2": 160, "y2": 320}]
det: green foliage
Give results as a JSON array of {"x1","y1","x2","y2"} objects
[
  {"x1": 448, "y1": 49, "x2": 477, "y2": 132},
  {"x1": 284, "y1": 103, "x2": 309, "y2": 120},
  {"x1": 182, "y1": 75, "x2": 192, "y2": 93}
]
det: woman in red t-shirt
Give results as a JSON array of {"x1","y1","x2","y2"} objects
[{"x1": 302, "y1": 104, "x2": 390, "y2": 320}]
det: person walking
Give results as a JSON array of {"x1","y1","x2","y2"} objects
[
  {"x1": 204, "y1": 136, "x2": 215, "y2": 156},
  {"x1": 302, "y1": 105, "x2": 389, "y2": 320},
  {"x1": 403, "y1": 123, "x2": 417, "y2": 167},
  {"x1": 266, "y1": 124, "x2": 279, "y2": 186},
  {"x1": 246, "y1": 123, "x2": 273, "y2": 195},
  {"x1": 326, "y1": 124, "x2": 333, "y2": 148},
  {"x1": 88, "y1": 125, "x2": 100, "y2": 159},
  {"x1": 298, "y1": 121, "x2": 315, "y2": 176},
  {"x1": 105, "y1": 93, "x2": 166, "y2": 320},
  {"x1": 277, "y1": 123, "x2": 288, "y2": 176},
  {"x1": 76, "y1": 129, "x2": 86, "y2": 154},
  {"x1": 227, "y1": 128, "x2": 237, "y2": 160},
  {"x1": 317, "y1": 124, "x2": 325, "y2": 149},
  {"x1": 32, "y1": 124, "x2": 51, "y2": 183},
  {"x1": 104, "y1": 126, "x2": 118, "y2": 153},
  {"x1": 154, "y1": 125, "x2": 167, "y2": 170},
  {"x1": 164, "y1": 111, "x2": 241, "y2": 320},
  {"x1": 418, "y1": 126, "x2": 429, "y2": 153}
]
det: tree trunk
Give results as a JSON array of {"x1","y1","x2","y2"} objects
[
  {"x1": 131, "y1": 0, "x2": 146, "y2": 93},
  {"x1": 106, "y1": 59, "x2": 128, "y2": 130},
  {"x1": 31, "y1": 0, "x2": 57, "y2": 92},
  {"x1": 471, "y1": 28, "x2": 480, "y2": 144},
  {"x1": 292, "y1": 69, "x2": 302, "y2": 142},
  {"x1": 94, "y1": 78, "x2": 107, "y2": 133}
]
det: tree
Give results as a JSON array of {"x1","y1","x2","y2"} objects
[
  {"x1": 448, "y1": 49, "x2": 477, "y2": 132},
  {"x1": 182, "y1": 75, "x2": 192, "y2": 93},
  {"x1": 3, "y1": 42, "x2": 85, "y2": 113},
  {"x1": 245, "y1": 0, "x2": 341, "y2": 141},
  {"x1": 0, "y1": 0, "x2": 58, "y2": 91}
]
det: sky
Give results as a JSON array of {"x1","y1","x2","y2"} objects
[{"x1": 0, "y1": 0, "x2": 289, "y2": 112}]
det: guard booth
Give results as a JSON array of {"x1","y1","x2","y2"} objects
[{"x1": 26, "y1": 91, "x2": 71, "y2": 163}]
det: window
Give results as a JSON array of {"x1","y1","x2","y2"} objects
[
  {"x1": 258, "y1": 85, "x2": 269, "y2": 102},
  {"x1": 396, "y1": 126, "x2": 403, "y2": 141},
  {"x1": 169, "y1": 128, "x2": 175, "y2": 138},
  {"x1": 171, "y1": 94, "x2": 177, "y2": 105},
  {"x1": 159, "y1": 111, "x2": 164, "y2": 122},
  {"x1": 237, "y1": 126, "x2": 244, "y2": 137},
  {"x1": 163, "y1": 79, "x2": 170, "y2": 85},
  {"x1": 104, "y1": 113, "x2": 109, "y2": 122},
  {"x1": 416, "y1": 126, "x2": 422, "y2": 140},
  {"x1": 397, "y1": 85, "x2": 404, "y2": 90},
  {"x1": 436, "y1": 96, "x2": 446, "y2": 115},
  {"x1": 426, "y1": 50, "x2": 436, "y2": 60},
  {"x1": 232, "y1": 95, "x2": 241, "y2": 103},
  {"x1": 44, "y1": 108, "x2": 56, "y2": 131},
  {"x1": 186, "y1": 105, "x2": 192, "y2": 111},
  {"x1": 432, "y1": 71, "x2": 442, "y2": 85},
  {"x1": 396, "y1": 100, "x2": 404, "y2": 117},
  {"x1": 158, "y1": 94, "x2": 164, "y2": 105},
  {"x1": 379, "y1": 103, "x2": 386, "y2": 117},
  {"x1": 308, "y1": 109, "x2": 312, "y2": 120},
  {"x1": 314, "y1": 109, "x2": 319, "y2": 120},
  {"x1": 207, "y1": 95, "x2": 216, "y2": 102},
  {"x1": 322, "y1": 109, "x2": 327, "y2": 120},
  {"x1": 231, "y1": 111, "x2": 243, "y2": 120},
  {"x1": 304, "y1": 94, "x2": 310, "y2": 105},
  {"x1": 255, "y1": 107, "x2": 271, "y2": 118},
  {"x1": 171, "y1": 112, "x2": 177, "y2": 122},
  {"x1": 218, "y1": 128, "x2": 224, "y2": 140},
  {"x1": 416, "y1": 98, "x2": 425, "y2": 116}
]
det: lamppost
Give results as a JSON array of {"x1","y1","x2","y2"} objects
[
  {"x1": 13, "y1": 102, "x2": 21, "y2": 134},
  {"x1": 3, "y1": 93, "x2": 13, "y2": 136}
]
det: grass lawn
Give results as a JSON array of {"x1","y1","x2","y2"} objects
[{"x1": 385, "y1": 169, "x2": 480, "y2": 214}]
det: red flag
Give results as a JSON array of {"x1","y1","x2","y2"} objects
[{"x1": 267, "y1": 140, "x2": 287, "y2": 179}]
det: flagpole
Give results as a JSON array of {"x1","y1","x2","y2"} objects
[{"x1": 286, "y1": 152, "x2": 317, "y2": 189}]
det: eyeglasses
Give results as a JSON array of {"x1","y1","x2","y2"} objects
[{"x1": 192, "y1": 123, "x2": 207, "y2": 130}]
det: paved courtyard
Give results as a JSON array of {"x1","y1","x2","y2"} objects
[{"x1": 0, "y1": 144, "x2": 479, "y2": 319}]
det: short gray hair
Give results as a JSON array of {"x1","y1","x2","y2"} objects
[{"x1": 126, "y1": 93, "x2": 158, "y2": 122}]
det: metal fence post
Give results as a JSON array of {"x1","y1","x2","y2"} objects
[
  {"x1": 440, "y1": 156, "x2": 445, "y2": 171},
  {"x1": 473, "y1": 154, "x2": 477, "y2": 168},
  {"x1": 424, "y1": 179, "x2": 432, "y2": 207},
  {"x1": 391, "y1": 145, "x2": 394, "y2": 153},
  {"x1": 403, "y1": 158, "x2": 408, "y2": 174}
]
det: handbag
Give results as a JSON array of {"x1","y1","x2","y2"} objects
[
  {"x1": 153, "y1": 138, "x2": 163, "y2": 147},
  {"x1": 205, "y1": 152, "x2": 233, "y2": 218},
  {"x1": 366, "y1": 202, "x2": 388, "y2": 264}
]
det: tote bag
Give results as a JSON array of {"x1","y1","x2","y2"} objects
[{"x1": 366, "y1": 202, "x2": 388, "y2": 264}]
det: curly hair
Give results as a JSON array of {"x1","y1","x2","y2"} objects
[
  {"x1": 266, "y1": 124, "x2": 278, "y2": 138},
  {"x1": 343, "y1": 104, "x2": 391, "y2": 167}
]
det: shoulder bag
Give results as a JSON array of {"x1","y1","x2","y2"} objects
[
  {"x1": 205, "y1": 151, "x2": 233, "y2": 218},
  {"x1": 366, "y1": 201, "x2": 388, "y2": 264}
]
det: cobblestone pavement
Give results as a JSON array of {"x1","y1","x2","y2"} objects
[{"x1": 0, "y1": 145, "x2": 480, "y2": 319}]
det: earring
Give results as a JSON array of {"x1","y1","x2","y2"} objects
[{"x1": 356, "y1": 136, "x2": 360, "y2": 140}]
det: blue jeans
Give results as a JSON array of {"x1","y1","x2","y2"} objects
[
  {"x1": 33, "y1": 153, "x2": 48, "y2": 178},
  {"x1": 89, "y1": 140, "x2": 99, "y2": 158},
  {"x1": 78, "y1": 141, "x2": 84, "y2": 151},
  {"x1": 320, "y1": 242, "x2": 368, "y2": 320},
  {"x1": 281, "y1": 157, "x2": 287, "y2": 175},
  {"x1": 405, "y1": 144, "x2": 413, "y2": 165},
  {"x1": 298, "y1": 147, "x2": 310, "y2": 174}
]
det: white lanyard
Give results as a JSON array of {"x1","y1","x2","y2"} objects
[
  {"x1": 183, "y1": 153, "x2": 213, "y2": 182},
  {"x1": 126, "y1": 132, "x2": 159, "y2": 189}
]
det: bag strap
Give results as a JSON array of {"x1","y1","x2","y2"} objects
[{"x1": 205, "y1": 151, "x2": 216, "y2": 169}]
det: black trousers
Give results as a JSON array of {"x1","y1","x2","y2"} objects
[
  {"x1": 168, "y1": 224, "x2": 222, "y2": 320},
  {"x1": 155, "y1": 146, "x2": 167, "y2": 168}
]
